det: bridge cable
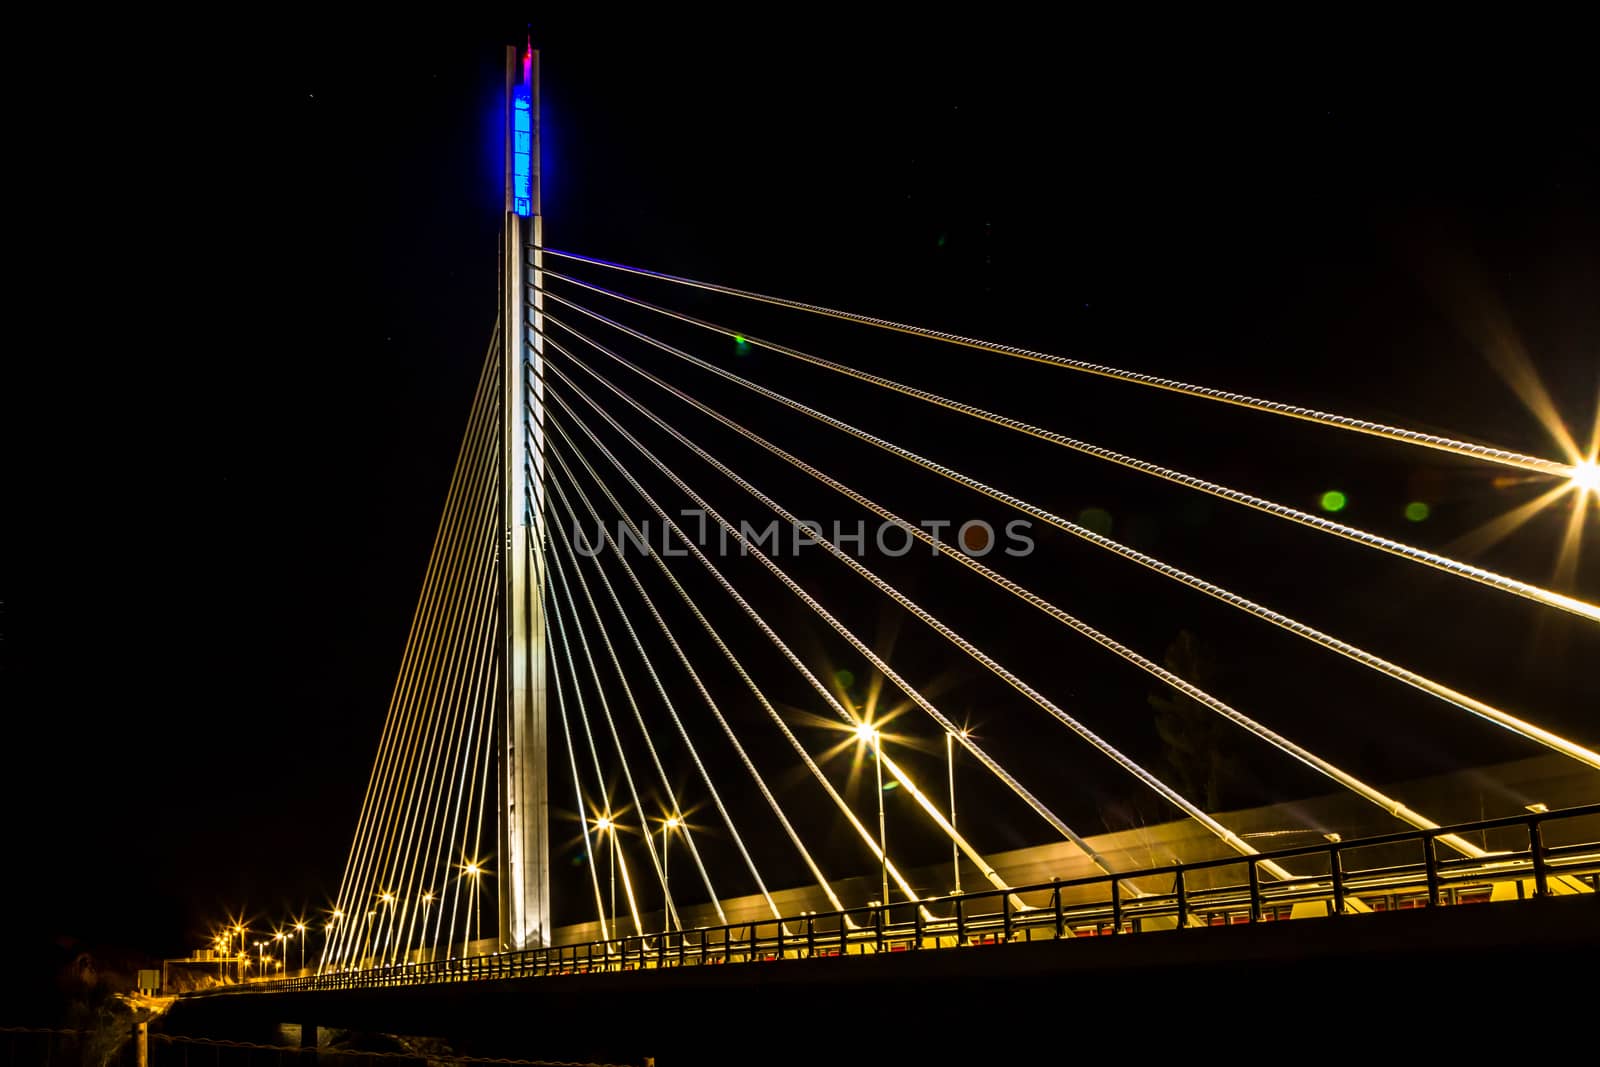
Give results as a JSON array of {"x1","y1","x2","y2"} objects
[
  {"x1": 539, "y1": 291, "x2": 1600, "y2": 780},
  {"x1": 538, "y1": 332, "x2": 1306, "y2": 881},
  {"x1": 538, "y1": 320, "x2": 1492, "y2": 867},
  {"x1": 329, "y1": 336, "x2": 500, "y2": 968},
  {"x1": 542, "y1": 542, "x2": 649, "y2": 936},
  {"x1": 540, "y1": 409, "x2": 923, "y2": 914},
  {"x1": 541, "y1": 269, "x2": 1599, "y2": 626},
  {"x1": 537, "y1": 248, "x2": 1576, "y2": 480},
  {"x1": 545, "y1": 531, "x2": 680, "y2": 932},
  {"x1": 536, "y1": 567, "x2": 614, "y2": 941},
  {"x1": 543, "y1": 455, "x2": 777, "y2": 924},
  {"x1": 538, "y1": 356, "x2": 1027, "y2": 903},
  {"x1": 541, "y1": 464, "x2": 725, "y2": 926},
  {"x1": 540, "y1": 436, "x2": 839, "y2": 919}
]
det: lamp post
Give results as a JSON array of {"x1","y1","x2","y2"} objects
[
  {"x1": 855, "y1": 722, "x2": 889, "y2": 909},
  {"x1": 662, "y1": 815, "x2": 682, "y2": 934},
  {"x1": 463, "y1": 863, "x2": 483, "y2": 958},
  {"x1": 256, "y1": 941, "x2": 266, "y2": 982},
  {"x1": 378, "y1": 891, "x2": 396, "y2": 966},
  {"x1": 421, "y1": 891, "x2": 434, "y2": 963},
  {"x1": 294, "y1": 922, "x2": 307, "y2": 975},
  {"x1": 947, "y1": 729, "x2": 967, "y2": 895},
  {"x1": 234, "y1": 925, "x2": 246, "y2": 982},
  {"x1": 595, "y1": 816, "x2": 617, "y2": 942}
]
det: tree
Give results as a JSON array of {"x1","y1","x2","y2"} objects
[{"x1": 1148, "y1": 629, "x2": 1239, "y2": 812}]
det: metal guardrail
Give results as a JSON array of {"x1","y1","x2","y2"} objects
[{"x1": 212, "y1": 803, "x2": 1600, "y2": 996}]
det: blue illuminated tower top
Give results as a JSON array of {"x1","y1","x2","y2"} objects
[{"x1": 511, "y1": 46, "x2": 534, "y2": 217}]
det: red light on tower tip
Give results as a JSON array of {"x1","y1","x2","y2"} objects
[{"x1": 522, "y1": 42, "x2": 532, "y2": 86}]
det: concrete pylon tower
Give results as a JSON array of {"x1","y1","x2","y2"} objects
[{"x1": 497, "y1": 39, "x2": 550, "y2": 951}]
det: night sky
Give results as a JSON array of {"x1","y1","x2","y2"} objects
[{"x1": 5, "y1": 17, "x2": 1597, "y2": 975}]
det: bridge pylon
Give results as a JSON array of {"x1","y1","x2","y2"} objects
[{"x1": 498, "y1": 39, "x2": 550, "y2": 951}]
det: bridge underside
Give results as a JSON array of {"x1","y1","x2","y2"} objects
[{"x1": 165, "y1": 895, "x2": 1600, "y2": 1063}]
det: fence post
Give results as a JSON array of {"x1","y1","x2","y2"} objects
[
  {"x1": 1110, "y1": 878, "x2": 1122, "y2": 935},
  {"x1": 1248, "y1": 860, "x2": 1262, "y2": 922},
  {"x1": 1424, "y1": 834, "x2": 1441, "y2": 906},
  {"x1": 807, "y1": 915, "x2": 816, "y2": 958},
  {"x1": 1175, "y1": 869, "x2": 1188, "y2": 929},
  {"x1": 1530, "y1": 817, "x2": 1550, "y2": 898},
  {"x1": 1053, "y1": 882, "x2": 1064, "y2": 939},
  {"x1": 914, "y1": 904, "x2": 924, "y2": 949},
  {"x1": 956, "y1": 896, "x2": 966, "y2": 945},
  {"x1": 1330, "y1": 845, "x2": 1346, "y2": 915},
  {"x1": 1003, "y1": 892, "x2": 1013, "y2": 942}
]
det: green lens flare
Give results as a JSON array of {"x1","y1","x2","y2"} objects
[
  {"x1": 1404, "y1": 501, "x2": 1431, "y2": 522},
  {"x1": 1319, "y1": 490, "x2": 1348, "y2": 513}
]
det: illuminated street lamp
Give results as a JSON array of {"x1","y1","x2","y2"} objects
[
  {"x1": 274, "y1": 931, "x2": 288, "y2": 979},
  {"x1": 294, "y1": 922, "x2": 307, "y2": 974},
  {"x1": 662, "y1": 815, "x2": 683, "y2": 934},
  {"x1": 378, "y1": 891, "x2": 397, "y2": 966},
  {"x1": 421, "y1": 891, "x2": 435, "y2": 963},
  {"x1": 595, "y1": 815, "x2": 617, "y2": 942},
  {"x1": 947, "y1": 728, "x2": 969, "y2": 895},
  {"x1": 255, "y1": 941, "x2": 266, "y2": 981},
  {"x1": 462, "y1": 862, "x2": 483, "y2": 958},
  {"x1": 855, "y1": 722, "x2": 889, "y2": 910}
]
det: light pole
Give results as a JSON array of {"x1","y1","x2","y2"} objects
[
  {"x1": 294, "y1": 922, "x2": 307, "y2": 974},
  {"x1": 662, "y1": 815, "x2": 682, "y2": 934},
  {"x1": 421, "y1": 891, "x2": 434, "y2": 963},
  {"x1": 855, "y1": 722, "x2": 889, "y2": 909},
  {"x1": 256, "y1": 941, "x2": 266, "y2": 982},
  {"x1": 595, "y1": 816, "x2": 616, "y2": 942},
  {"x1": 274, "y1": 931, "x2": 288, "y2": 980},
  {"x1": 463, "y1": 863, "x2": 483, "y2": 957},
  {"x1": 320, "y1": 922, "x2": 334, "y2": 975},
  {"x1": 234, "y1": 925, "x2": 246, "y2": 982},
  {"x1": 947, "y1": 728, "x2": 967, "y2": 895},
  {"x1": 378, "y1": 891, "x2": 396, "y2": 966}
]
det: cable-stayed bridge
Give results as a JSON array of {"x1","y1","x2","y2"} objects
[{"x1": 168, "y1": 41, "x2": 1600, "y2": 1064}]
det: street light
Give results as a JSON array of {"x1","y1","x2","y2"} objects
[
  {"x1": 662, "y1": 815, "x2": 682, "y2": 934},
  {"x1": 854, "y1": 722, "x2": 889, "y2": 909},
  {"x1": 274, "y1": 931, "x2": 288, "y2": 979},
  {"x1": 378, "y1": 891, "x2": 396, "y2": 966},
  {"x1": 947, "y1": 728, "x2": 969, "y2": 895},
  {"x1": 595, "y1": 816, "x2": 617, "y2": 942},
  {"x1": 421, "y1": 891, "x2": 435, "y2": 963},
  {"x1": 462, "y1": 863, "x2": 483, "y2": 958},
  {"x1": 256, "y1": 941, "x2": 266, "y2": 981},
  {"x1": 294, "y1": 922, "x2": 307, "y2": 974}
]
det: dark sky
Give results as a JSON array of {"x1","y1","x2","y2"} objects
[{"x1": 6, "y1": 17, "x2": 1597, "y2": 969}]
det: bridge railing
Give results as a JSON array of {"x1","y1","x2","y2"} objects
[{"x1": 212, "y1": 802, "x2": 1600, "y2": 994}]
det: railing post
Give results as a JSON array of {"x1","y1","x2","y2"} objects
[
  {"x1": 1053, "y1": 882, "x2": 1064, "y2": 939},
  {"x1": 1110, "y1": 879, "x2": 1122, "y2": 935},
  {"x1": 1424, "y1": 833, "x2": 1441, "y2": 906},
  {"x1": 1330, "y1": 845, "x2": 1345, "y2": 916},
  {"x1": 914, "y1": 904, "x2": 924, "y2": 949},
  {"x1": 776, "y1": 921, "x2": 784, "y2": 958},
  {"x1": 1003, "y1": 892, "x2": 1013, "y2": 942},
  {"x1": 1530, "y1": 817, "x2": 1550, "y2": 898},
  {"x1": 657, "y1": 933, "x2": 665, "y2": 969},
  {"x1": 678, "y1": 931, "x2": 686, "y2": 967},
  {"x1": 875, "y1": 906, "x2": 885, "y2": 954},
  {"x1": 1247, "y1": 860, "x2": 1262, "y2": 922},
  {"x1": 956, "y1": 897, "x2": 966, "y2": 945},
  {"x1": 1175, "y1": 869, "x2": 1188, "y2": 929},
  {"x1": 807, "y1": 915, "x2": 816, "y2": 958}
]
